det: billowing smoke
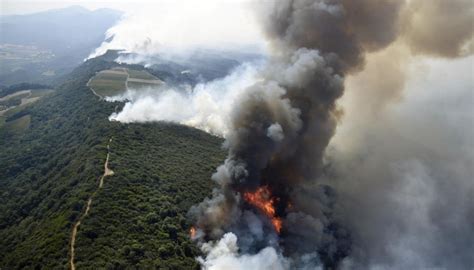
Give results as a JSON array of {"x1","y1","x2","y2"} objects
[
  {"x1": 88, "y1": 0, "x2": 263, "y2": 59},
  {"x1": 330, "y1": 55, "x2": 474, "y2": 269},
  {"x1": 189, "y1": 0, "x2": 403, "y2": 269},
  {"x1": 108, "y1": 63, "x2": 261, "y2": 136},
  {"x1": 186, "y1": 0, "x2": 473, "y2": 269}
]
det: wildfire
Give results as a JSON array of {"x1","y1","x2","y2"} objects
[
  {"x1": 243, "y1": 186, "x2": 283, "y2": 233},
  {"x1": 189, "y1": 226, "x2": 196, "y2": 238}
]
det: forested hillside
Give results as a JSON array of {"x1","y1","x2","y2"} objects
[{"x1": 0, "y1": 57, "x2": 225, "y2": 269}]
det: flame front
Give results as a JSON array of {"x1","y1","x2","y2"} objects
[
  {"x1": 243, "y1": 186, "x2": 282, "y2": 233},
  {"x1": 189, "y1": 226, "x2": 196, "y2": 238}
]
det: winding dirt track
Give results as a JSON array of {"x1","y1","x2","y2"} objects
[{"x1": 69, "y1": 138, "x2": 114, "y2": 270}]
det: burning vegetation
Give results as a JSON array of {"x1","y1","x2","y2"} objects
[
  {"x1": 243, "y1": 186, "x2": 283, "y2": 233},
  {"x1": 189, "y1": 226, "x2": 197, "y2": 239}
]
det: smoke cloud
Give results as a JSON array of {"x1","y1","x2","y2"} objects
[
  {"x1": 330, "y1": 56, "x2": 474, "y2": 269},
  {"x1": 190, "y1": 0, "x2": 407, "y2": 269},
  {"x1": 197, "y1": 233, "x2": 290, "y2": 270},
  {"x1": 88, "y1": 0, "x2": 263, "y2": 59},
  {"x1": 187, "y1": 0, "x2": 473, "y2": 269},
  {"x1": 108, "y1": 63, "x2": 261, "y2": 136},
  {"x1": 401, "y1": 0, "x2": 474, "y2": 57}
]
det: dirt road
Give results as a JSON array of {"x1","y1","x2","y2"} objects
[{"x1": 69, "y1": 138, "x2": 114, "y2": 270}]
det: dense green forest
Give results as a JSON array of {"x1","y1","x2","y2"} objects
[{"x1": 0, "y1": 57, "x2": 225, "y2": 269}]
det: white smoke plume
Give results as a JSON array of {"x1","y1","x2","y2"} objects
[
  {"x1": 197, "y1": 233, "x2": 290, "y2": 270},
  {"x1": 88, "y1": 0, "x2": 263, "y2": 59},
  {"x1": 108, "y1": 63, "x2": 262, "y2": 136}
]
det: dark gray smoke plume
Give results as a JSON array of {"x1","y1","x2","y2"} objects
[
  {"x1": 190, "y1": 0, "x2": 403, "y2": 268},
  {"x1": 189, "y1": 0, "x2": 473, "y2": 269}
]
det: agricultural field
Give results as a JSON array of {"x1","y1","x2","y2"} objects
[
  {"x1": 0, "y1": 44, "x2": 54, "y2": 68},
  {"x1": 126, "y1": 69, "x2": 157, "y2": 80},
  {"x1": 1, "y1": 114, "x2": 31, "y2": 134},
  {"x1": 0, "y1": 88, "x2": 53, "y2": 131},
  {"x1": 87, "y1": 68, "x2": 164, "y2": 98},
  {"x1": 87, "y1": 69, "x2": 128, "y2": 98}
]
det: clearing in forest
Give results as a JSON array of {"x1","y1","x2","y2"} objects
[{"x1": 87, "y1": 68, "x2": 164, "y2": 99}]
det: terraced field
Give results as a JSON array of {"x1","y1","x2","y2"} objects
[{"x1": 87, "y1": 68, "x2": 164, "y2": 98}]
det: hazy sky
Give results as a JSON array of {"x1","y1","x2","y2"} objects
[
  {"x1": 0, "y1": 0, "x2": 253, "y2": 15},
  {"x1": 1, "y1": 0, "x2": 123, "y2": 15}
]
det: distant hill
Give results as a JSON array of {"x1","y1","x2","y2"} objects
[
  {"x1": 0, "y1": 6, "x2": 123, "y2": 85},
  {"x1": 0, "y1": 6, "x2": 122, "y2": 55}
]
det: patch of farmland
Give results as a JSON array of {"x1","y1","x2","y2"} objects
[
  {"x1": 88, "y1": 68, "x2": 165, "y2": 98},
  {"x1": 29, "y1": 89, "x2": 54, "y2": 98},
  {"x1": 0, "y1": 89, "x2": 53, "y2": 116},
  {"x1": 87, "y1": 69, "x2": 128, "y2": 98},
  {"x1": 0, "y1": 90, "x2": 31, "y2": 101},
  {"x1": 1, "y1": 114, "x2": 31, "y2": 134},
  {"x1": 126, "y1": 69, "x2": 164, "y2": 89},
  {"x1": 127, "y1": 69, "x2": 159, "y2": 80}
]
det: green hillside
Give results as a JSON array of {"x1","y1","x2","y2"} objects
[{"x1": 0, "y1": 57, "x2": 225, "y2": 269}]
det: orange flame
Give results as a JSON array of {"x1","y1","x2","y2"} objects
[
  {"x1": 189, "y1": 226, "x2": 196, "y2": 238},
  {"x1": 243, "y1": 186, "x2": 282, "y2": 233}
]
